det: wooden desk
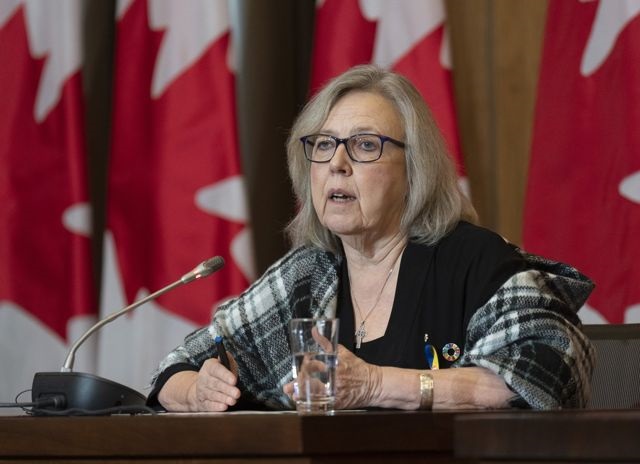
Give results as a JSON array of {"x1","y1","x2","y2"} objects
[
  {"x1": 0, "y1": 410, "x2": 459, "y2": 463},
  {"x1": 454, "y1": 409, "x2": 640, "y2": 463}
]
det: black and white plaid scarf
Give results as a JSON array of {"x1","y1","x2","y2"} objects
[{"x1": 152, "y1": 246, "x2": 594, "y2": 409}]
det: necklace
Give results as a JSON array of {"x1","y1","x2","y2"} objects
[{"x1": 350, "y1": 262, "x2": 396, "y2": 350}]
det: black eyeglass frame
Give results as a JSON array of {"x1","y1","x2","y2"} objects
[{"x1": 300, "y1": 133, "x2": 406, "y2": 163}]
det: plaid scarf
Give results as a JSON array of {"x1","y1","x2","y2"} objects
[
  {"x1": 456, "y1": 251, "x2": 595, "y2": 408},
  {"x1": 152, "y1": 246, "x2": 594, "y2": 409}
]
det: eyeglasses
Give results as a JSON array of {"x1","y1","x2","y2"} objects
[{"x1": 300, "y1": 133, "x2": 406, "y2": 163}]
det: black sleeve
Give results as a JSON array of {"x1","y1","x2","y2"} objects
[{"x1": 145, "y1": 363, "x2": 199, "y2": 410}]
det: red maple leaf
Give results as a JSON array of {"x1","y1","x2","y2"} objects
[
  {"x1": 108, "y1": 0, "x2": 248, "y2": 326},
  {"x1": 310, "y1": 0, "x2": 377, "y2": 93},
  {"x1": 0, "y1": 7, "x2": 94, "y2": 340},
  {"x1": 525, "y1": 1, "x2": 640, "y2": 323}
]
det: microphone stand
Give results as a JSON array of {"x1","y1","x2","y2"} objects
[{"x1": 31, "y1": 257, "x2": 224, "y2": 415}]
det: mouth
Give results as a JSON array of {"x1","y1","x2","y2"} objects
[{"x1": 328, "y1": 189, "x2": 356, "y2": 203}]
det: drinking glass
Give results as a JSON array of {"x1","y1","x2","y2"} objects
[{"x1": 288, "y1": 318, "x2": 339, "y2": 414}]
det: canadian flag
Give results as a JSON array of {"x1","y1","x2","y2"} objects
[
  {"x1": 100, "y1": 0, "x2": 254, "y2": 393},
  {"x1": 0, "y1": 0, "x2": 96, "y2": 402},
  {"x1": 311, "y1": 0, "x2": 466, "y2": 186},
  {"x1": 524, "y1": 0, "x2": 640, "y2": 324}
]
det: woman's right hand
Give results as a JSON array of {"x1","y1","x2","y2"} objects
[
  {"x1": 159, "y1": 354, "x2": 241, "y2": 412},
  {"x1": 190, "y1": 355, "x2": 241, "y2": 411}
]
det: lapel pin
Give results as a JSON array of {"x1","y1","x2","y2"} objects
[
  {"x1": 442, "y1": 342, "x2": 460, "y2": 362},
  {"x1": 424, "y1": 334, "x2": 439, "y2": 370}
]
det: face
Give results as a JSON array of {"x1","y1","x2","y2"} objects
[{"x1": 310, "y1": 90, "x2": 408, "y2": 245}]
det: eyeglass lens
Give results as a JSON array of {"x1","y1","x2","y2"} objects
[{"x1": 305, "y1": 134, "x2": 383, "y2": 162}]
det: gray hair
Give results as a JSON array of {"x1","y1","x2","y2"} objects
[{"x1": 286, "y1": 64, "x2": 477, "y2": 253}]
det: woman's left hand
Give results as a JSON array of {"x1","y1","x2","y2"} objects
[
  {"x1": 333, "y1": 345, "x2": 382, "y2": 409},
  {"x1": 283, "y1": 345, "x2": 382, "y2": 409}
]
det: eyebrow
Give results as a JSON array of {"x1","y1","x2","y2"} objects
[{"x1": 317, "y1": 126, "x2": 380, "y2": 136}]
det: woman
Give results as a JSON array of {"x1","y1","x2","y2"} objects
[{"x1": 148, "y1": 65, "x2": 594, "y2": 412}]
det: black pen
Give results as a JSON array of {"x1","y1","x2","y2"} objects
[{"x1": 214, "y1": 335, "x2": 231, "y2": 370}]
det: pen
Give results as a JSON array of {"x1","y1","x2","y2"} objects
[{"x1": 214, "y1": 335, "x2": 231, "y2": 370}]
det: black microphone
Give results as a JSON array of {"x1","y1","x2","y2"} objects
[{"x1": 31, "y1": 256, "x2": 225, "y2": 415}]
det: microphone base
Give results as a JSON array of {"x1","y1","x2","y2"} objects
[{"x1": 32, "y1": 372, "x2": 147, "y2": 415}]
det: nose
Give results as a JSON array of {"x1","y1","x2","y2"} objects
[{"x1": 329, "y1": 141, "x2": 353, "y2": 174}]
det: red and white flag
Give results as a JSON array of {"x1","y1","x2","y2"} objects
[
  {"x1": 101, "y1": 0, "x2": 254, "y2": 392},
  {"x1": 311, "y1": 0, "x2": 466, "y2": 186},
  {"x1": 524, "y1": 0, "x2": 640, "y2": 324},
  {"x1": 0, "y1": 0, "x2": 95, "y2": 402}
]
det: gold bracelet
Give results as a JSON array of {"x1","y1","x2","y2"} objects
[{"x1": 419, "y1": 372, "x2": 434, "y2": 410}]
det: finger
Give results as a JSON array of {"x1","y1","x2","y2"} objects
[
  {"x1": 199, "y1": 397, "x2": 233, "y2": 412},
  {"x1": 283, "y1": 381, "x2": 297, "y2": 403},
  {"x1": 201, "y1": 373, "x2": 241, "y2": 400},
  {"x1": 196, "y1": 379, "x2": 240, "y2": 411},
  {"x1": 203, "y1": 357, "x2": 237, "y2": 385},
  {"x1": 199, "y1": 359, "x2": 241, "y2": 401},
  {"x1": 336, "y1": 345, "x2": 353, "y2": 370},
  {"x1": 311, "y1": 326, "x2": 335, "y2": 352},
  {"x1": 336, "y1": 344, "x2": 350, "y2": 355},
  {"x1": 283, "y1": 382, "x2": 295, "y2": 395},
  {"x1": 199, "y1": 383, "x2": 240, "y2": 406}
]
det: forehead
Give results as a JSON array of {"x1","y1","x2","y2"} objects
[{"x1": 322, "y1": 90, "x2": 403, "y2": 135}]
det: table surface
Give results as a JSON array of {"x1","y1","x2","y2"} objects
[
  {"x1": 2, "y1": 408, "x2": 639, "y2": 463},
  {"x1": 455, "y1": 409, "x2": 640, "y2": 462},
  {"x1": 0, "y1": 409, "x2": 459, "y2": 462}
]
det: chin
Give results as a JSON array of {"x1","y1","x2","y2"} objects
[
  {"x1": 321, "y1": 213, "x2": 370, "y2": 237},
  {"x1": 326, "y1": 225, "x2": 364, "y2": 238}
]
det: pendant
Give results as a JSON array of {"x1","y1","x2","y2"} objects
[{"x1": 355, "y1": 322, "x2": 367, "y2": 349}]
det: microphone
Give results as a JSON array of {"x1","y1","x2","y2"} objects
[{"x1": 31, "y1": 256, "x2": 225, "y2": 415}]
